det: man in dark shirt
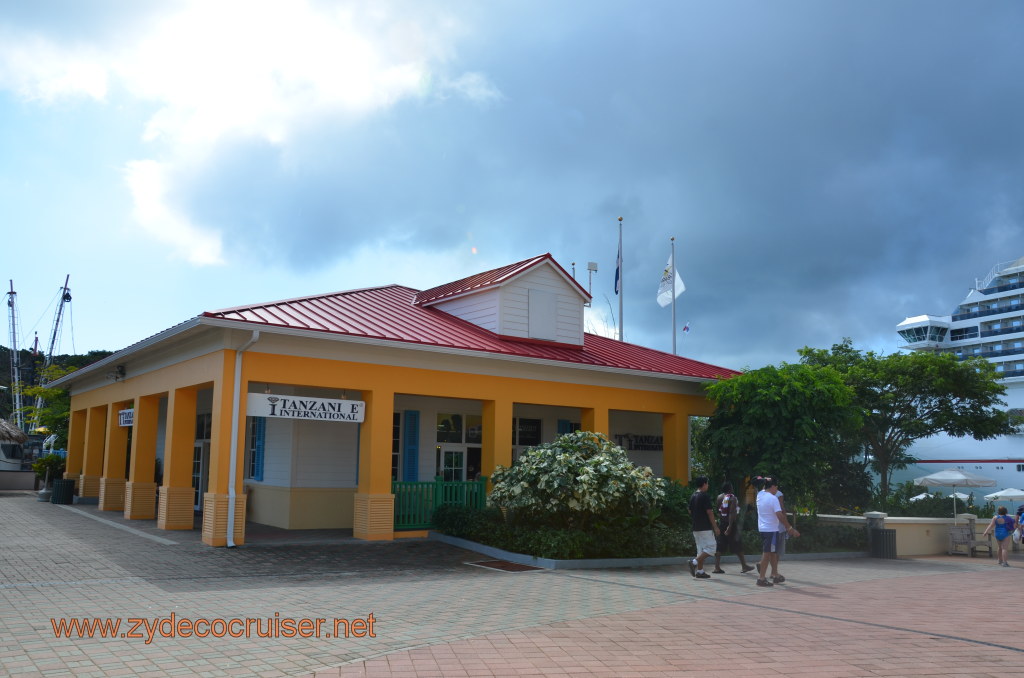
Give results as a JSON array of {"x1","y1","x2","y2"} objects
[{"x1": 688, "y1": 476, "x2": 720, "y2": 578}]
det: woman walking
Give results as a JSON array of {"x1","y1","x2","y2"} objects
[{"x1": 983, "y1": 506, "x2": 1016, "y2": 567}]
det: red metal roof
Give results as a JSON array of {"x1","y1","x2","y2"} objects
[
  {"x1": 414, "y1": 253, "x2": 590, "y2": 306},
  {"x1": 203, "y1": 285, "x2": 739, "y2": 381}
]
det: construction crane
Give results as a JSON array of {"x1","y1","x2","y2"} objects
[
  {"x1": 31, "y1": 275, "x2": 72, "y2": 430},
  {"x1": 6, "y1": 280, "x2": 23, "y2": 431}
]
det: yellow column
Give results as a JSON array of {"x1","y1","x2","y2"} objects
[
  {"x1": 661, "y1": 412, "x2": 689, "y2": 483},
  {"x1": 158, "y1": 386, "x2": 197, "y2": 531},
  {"x1": 99, "y1": 401, "x2": 131, "y2": 511},
  {"x1": 481, "y1": 399, "x2": 513, "y2": 478},
  {"x1": 79, "y1": 405, "x2": 107, "y2": 499},
  {"x1": 65, "y1": 409, "x2": 87, "y2": 490},
  {"x1": 203, "y1": 359, "x2": 246, "y2": 547},
  {"x1": 354, "y1": 388, "x2": 395, "y2": 540},
  {"x1": 581, "y1": 407, "x2": 609, "y2": 436},
  {"x1": 125, "y1": 395, "x2": 160, "y2": 520}
]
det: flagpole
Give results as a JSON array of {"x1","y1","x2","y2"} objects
[
  {"x1": 671, "y1": 237, "x2": 676, "y2": 355},
  {"x1": 618, "y1": 216, "x2": 624, "y2": 341}
]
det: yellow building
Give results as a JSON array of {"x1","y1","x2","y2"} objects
[{"x1": 53, "y1": 254, "x2": 738, "y2": 547}]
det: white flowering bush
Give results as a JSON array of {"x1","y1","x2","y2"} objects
[{"x1": 489, "y1": 431, "x2": 665, "y2": 530}]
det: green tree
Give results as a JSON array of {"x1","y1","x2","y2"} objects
[
  {"x1": 19, "y1": 364, "x2": 76, "y2": 447},
  {"x1": 799, "y1": 340, "x2": 1013, "y2": 497},
  {"x1": 699, "y1": 362, "x2": 861, "y2": 508}
]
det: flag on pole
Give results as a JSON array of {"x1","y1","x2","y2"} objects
[
  {"x1": 614, "y1": 242, "x2": 622, "y2": 295},
  {"x1": 656, "y1": 256, "x2": 685, "y2": 307},
  {"x1": 682, "y1": 322, "x2": 690, "y2": 334}
]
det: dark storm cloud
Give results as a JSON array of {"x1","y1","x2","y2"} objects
[{"x1": 174, "y1": 0, "x2": 1024, "y2": 368}]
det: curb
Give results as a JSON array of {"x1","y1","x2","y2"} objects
[{"x1": 429, "y1": 532, "x2": 868, "y2": 570}]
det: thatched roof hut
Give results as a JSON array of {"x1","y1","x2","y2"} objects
[{"x1": 0, "y1": 418, "x2": 28, "y2": 444}]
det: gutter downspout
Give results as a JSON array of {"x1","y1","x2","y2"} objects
[{"x1": 227, "y1": 330, "x2": 260, "y2": 548}]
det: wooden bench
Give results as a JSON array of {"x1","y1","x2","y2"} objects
[{"x1": 948, "y1": 524, "x2": 993, "y2": 557}]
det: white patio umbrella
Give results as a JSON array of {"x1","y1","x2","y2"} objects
[
  {"x1": 983, "y1": 488, "x2": 1024, "y2": 512},
  {"x1": 908, "y1": 492, "x2": 931, "y2": 502},
  {"x1": 914, "y1": 468, "x2": 996, "y2": 522}
]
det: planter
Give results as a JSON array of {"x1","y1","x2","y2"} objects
[{"x1": 37, "y1": 489, "x2": 52, "y2": 502}]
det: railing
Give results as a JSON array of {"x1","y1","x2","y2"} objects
[
  {"x1": 392, "y1": 476, "x2": 488, "y2": 530},
  {"x1": 980, "y1": 279, "x2": 1024, "y2": 296},
  {"x1": 980, "y1": 325, "x2": 1024, "y2": 338},
  {"x1": 952, "y1": 301, "x2": 1024, "y2": 321}
]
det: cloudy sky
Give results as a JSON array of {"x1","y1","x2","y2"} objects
[{"x1": 1, "y1": 1, "x2": 1022, "y2": 373}]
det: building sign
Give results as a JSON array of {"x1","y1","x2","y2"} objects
[
  {"x1": 613, "y1": 434, "x2": 663, "y2": 452},
  {"x1": 118, "y1": 409, "x2": 134, "y2": 427},
  {"x1": 246, "y1": 393, "x2": 365, "y2": 423}
]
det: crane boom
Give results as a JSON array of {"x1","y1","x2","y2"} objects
[
  {"x1": 31, "y1": 275, "x2": 72, "y2": 430},
  {"x1": 6, "y1": 280, "x2": 23, "y2": 431}
]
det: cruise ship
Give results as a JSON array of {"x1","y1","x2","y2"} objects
[{"x1": 892, "y1": 256, "x2": 1024, "y2": 496}]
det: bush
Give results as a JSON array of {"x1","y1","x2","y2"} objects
[
  {"x1": 489, "y1": 431, "x2": 664, "y2": 530},
  {"x1": 657, "y1": 480, "x2": 694, "y2": 530},
  {"x1": 432, "y1": 504, "x2": 691, "y2": 559},
  {"x1": 783, "y1": 515, "x2": 868, "y2": 553},
  {"x1": 31, "y1": 454, "x2": 65, "y2": 486},
  {"x1": 431, "y1": 504, "x2": 507, "y2": 542},
  {"x1": 872, "y1": 481, "x2": 994, "y2": 518}
]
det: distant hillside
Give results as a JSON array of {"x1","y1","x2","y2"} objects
[{"x1": 0, "y1": 346, "x2": 113, "y2": 421}]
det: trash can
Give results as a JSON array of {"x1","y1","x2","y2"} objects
[
  {"x1": 869, "y1": 527, "x2": 897, "y2": 559},
  {"x1": 50, "y1": 479, "x2": 75, "y2": 505}
]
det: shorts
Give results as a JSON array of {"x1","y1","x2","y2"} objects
[
  {"x1": 693, "y1": 530, "x2": 717, "y2": 556},
  {"x1": 716, "y1": 530, "x2": 741, "y2": 554},
  {"x1": 776, "y1": 529, "x2": 788, "y2": 557},
  {"x1": 760, "y1": 531, "x2": 779, "y2": 553}
]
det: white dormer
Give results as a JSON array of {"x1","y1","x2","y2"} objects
[{"x1": 413, "y1": 254, "x2": 591, "y2": 347}]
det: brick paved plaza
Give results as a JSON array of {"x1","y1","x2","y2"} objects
[{"x1": 0, "y1": 490, "x2": 1020, "y2": 677}]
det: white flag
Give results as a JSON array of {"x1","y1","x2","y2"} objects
[{"x1": 656, "y1": 256, "x2": 685, "y2": 307}]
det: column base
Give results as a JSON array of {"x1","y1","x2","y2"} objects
[
  {"x1": 79, "y1": 474, "x2": 100, "y2": 498},
  {"x1": 201, "y1": 493, "x2": 247, "y2": 546},
  {"x1": 157, "y1": 486, "x2": 196, "y2": 530},
  {"x1": 353, "y1": 493, "x2": 395, "y2": 541},
  {"x1": 98, "y1": 477, "x2": 127, "y2": 511},
  {"x1": 124, "y1": 481, "x2": 157, "y2": 520}
]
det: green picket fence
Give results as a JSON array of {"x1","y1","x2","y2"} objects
[{"x1": 392, "y1": 476, "x2": 488, "y2": 530}]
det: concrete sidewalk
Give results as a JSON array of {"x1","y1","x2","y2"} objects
[{"x1": 1, "y1": 491, "x2": 1020, "y2": 677}]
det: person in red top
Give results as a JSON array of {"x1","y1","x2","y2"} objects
[{"x1": 712, "y1": 481, "x2": 755, "y2": 574}]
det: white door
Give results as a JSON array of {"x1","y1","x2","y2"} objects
[{"x1": 436, "y1": 444, "x2": 466, "y2": 481}]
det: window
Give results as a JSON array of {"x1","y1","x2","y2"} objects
[
  {"x1": 195, "y1": 412, "x2": 212, "y2": 440},
  {"x1": 512, "y1": 418, "x2": 542, "y2": 446},
  {"x1": 247, "y1": 417, "x2": 265, "y2": 481},
  {"x1": 436, "y1": 413, "x2": 463, "y2": 443},
  {"x1": 436, "y1": 413, "x2": 482, "y2": 444},
  {"x1": 465, "y1": 415, "x2": 482, "y2": 444}
]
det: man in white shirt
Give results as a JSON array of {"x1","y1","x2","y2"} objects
[{"x1": 755, "y1": 477, "x2": 799, "y2": 587}]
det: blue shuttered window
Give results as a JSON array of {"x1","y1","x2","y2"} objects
[{"x1": 248, "y1": 417, "x2": 266, "y2": 481}]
